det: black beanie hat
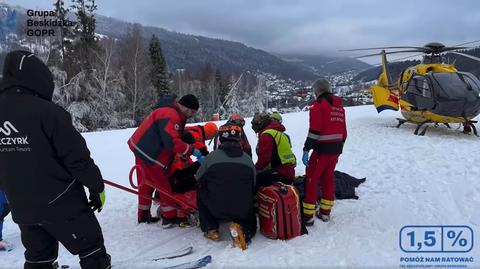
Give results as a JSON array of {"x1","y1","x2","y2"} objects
[{"x1": 178, "y1": 94, "x2": 199, "y2": 111}]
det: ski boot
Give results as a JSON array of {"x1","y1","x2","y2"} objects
[
  {"x1": 316, "y1": 211, "x2": 330, "y2": 222},
  {"x1": 304, "y1": 215, "x2": 314, "y2": 226},
  {"x1": 204, "y1": 229, "x2": 221, "y2": 241},
  {"x1": 179, "y1": 213, "x2": 199, "y2": 228},
  {"x1": 229, "y1": 223, "x2": 247, "y2": 250},
  {"x1": 162, "y1": 217, "x2": 177, "y2": 229}
]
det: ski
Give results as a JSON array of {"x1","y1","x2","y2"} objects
[
  {"x1": 110, "y1": 245, "x2": 194, "y2": 267},
  {"x1": 152, "y1": 245, "x2": 194, "y2": 261},
  {"x1": 162, "y1": 255, "x2": 212, "y2": 269}
]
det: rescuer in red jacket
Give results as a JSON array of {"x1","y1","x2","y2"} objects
[
  {"x1": 302, "y1": 79, "x2": 347, "y2": 225},
  {"x1": 128, "y1": 94, "x2": 203, "y2": 228},
  {"x1": 251, "y1": 113, "x2": 296, "y2": 189}
]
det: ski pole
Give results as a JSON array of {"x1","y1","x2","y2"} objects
[{"x1": 129, "y1": 165, "x2": 198, "y2": 211}]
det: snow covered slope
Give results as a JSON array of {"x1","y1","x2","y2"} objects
[{"x1": 1, "y1": 105, "x2": 479, "y2": 268}]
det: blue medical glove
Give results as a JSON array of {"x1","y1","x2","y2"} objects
[
  {"x1": 192, "y1": 149, "x2": 204, "y2": 163},
  {"x1": 302, "y1": 151, "x2": 310, "y2": 167}
]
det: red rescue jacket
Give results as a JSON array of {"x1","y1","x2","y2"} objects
[
  {"x1": 128, "y1": 97, "x2": 193, "y2": 171},
  {"x1": 170, "y1": 125, "x2": 207, "y2": 174},
  {"x1": 185, "y1": 125, "x2": 209, "y2": 156},
  {"x1": 304, "y1": 93, "x2": 347, "y2": 154},
  {"x1": 255, "y1": 121, "x2": 295, "y2": 182}
]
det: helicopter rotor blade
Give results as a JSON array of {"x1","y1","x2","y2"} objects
[
  {"x1": 454, "y1": 40, "x2": 480, "y2": 47},
  {"x1": 340, "y1": 46, "x2": 425, "y2": 52},
  {"x1": 448, "y1": 52, "x2": 480, "y2": 62},
  {"x1": 389, "y1": 53, "x2": 424, "y2": 62},
  {"x1": 440, "y1": 46, "x2": 470, "y2": 52},
  {"x1": 354, "y1": 49, "x2": 424, "y2": 59}
]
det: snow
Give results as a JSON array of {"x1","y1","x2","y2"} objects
[{"x1": 1, "y1": 105, "x2": 480, "y2": 268}]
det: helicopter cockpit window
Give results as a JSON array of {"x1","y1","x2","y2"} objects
[
  {"x1": 407, "y1": 76, "x2": 432, "y2": 98},
  {"x1": 404, "y1": 75, "x2": 435, "y2": 109},
  {"x1": 458, "y1": 72, "x2": 480, "y2": 94},
  {"x1": 429, "y1": 72, "x2": 473, "y2": 99}
]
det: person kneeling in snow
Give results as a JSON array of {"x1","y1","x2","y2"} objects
[
  {"x1": 251, "y1": 112, "x2": 296, "y2": 189},
  {"x1": 213, "y1": 114, "x2": 253, "y2": 157},
  {"x1": 196, "y1": 125, "x2": 257, "y2": 250}
]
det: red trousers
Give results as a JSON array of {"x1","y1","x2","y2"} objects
[
  {"x1": 135, "y1": 158, "x2": 177, "y2": 219},
  {"x1": 303, "y1": 152, "x2": 339, "y2": 216}
]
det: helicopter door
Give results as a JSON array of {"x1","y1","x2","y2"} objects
[{"x1": 405, "y1": 75, "x2": 435, "y2": 110}]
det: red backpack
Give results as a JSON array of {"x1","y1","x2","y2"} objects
[{"x1": 257, "y1": 182, "x2": 303, "y2": 240}]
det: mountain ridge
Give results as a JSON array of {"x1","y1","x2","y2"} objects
[
  {"x1": 1, "y1": 2, "x2": 371, "y2": 80},
  {"x1": 95, "y1": 15, "x2": 371, "y2": 80}
]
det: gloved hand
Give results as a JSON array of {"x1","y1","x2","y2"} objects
[
  {"x1": 89, "y1": 190, "x2": 106, "y2": 213},
  {"x1": 192, "y1": 149, "x2": 205, "y2": 163},
  {"x1": 302, "y1": 151, "x2": 310, "y2": 167}
]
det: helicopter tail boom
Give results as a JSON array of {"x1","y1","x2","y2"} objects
[
  {"x1": 370, "y1": 50, "x2": 399, "y2": 113},
  {"x1": 378, "y1": 50, "x2": 392, "y2": 87}
]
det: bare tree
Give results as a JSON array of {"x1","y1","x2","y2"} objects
[
  {"x1": 120, "y1": 24, "x2": 156, "y2": 125},
  {"x1": 88, "y1": 37, "x2": 125, "y2": 128}
]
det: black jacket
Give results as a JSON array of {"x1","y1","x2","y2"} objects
[
  {"x1": 0, "y1": 50, "x2": 104, "y2": 224},
  {"x1": 196, "y1": 142, "x2": 255, "y2": 220}
]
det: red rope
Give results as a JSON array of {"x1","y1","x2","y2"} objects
[
  {"x1": 123, "y1": 165, "x2": 198, "y2": 211},
  {"x1": 103, "y1": 179, "x2": 161, "y2": 204}
]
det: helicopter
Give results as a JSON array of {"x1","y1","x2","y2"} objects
[{"x1": 344, "y1": 42, "x2": 480, "y2": 136}]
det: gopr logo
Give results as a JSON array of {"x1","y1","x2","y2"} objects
[{"x1": 0, "y1": 121, "x2": 19, "y2": 136}]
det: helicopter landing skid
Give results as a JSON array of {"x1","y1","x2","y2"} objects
[
  {"x1": 412, "y1": 121, "x2": 432, "y2": 136},
  {"x1": 464, "y1": 121, "x2": 479, "y2": 136},
  {"x1": 396, "y1": 118, "x2": 407, "y2": 128}
]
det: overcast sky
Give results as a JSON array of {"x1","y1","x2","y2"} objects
[{"x1": 4, "y1": 0, "x2": 480, "y2": 61}]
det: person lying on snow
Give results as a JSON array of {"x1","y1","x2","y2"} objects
[
  {"x1": 251, "y1": 112, "x2": 296, "y2": 190},
  {"x1": 196, "y1": 124, "x2": 257, "y2": 250}
]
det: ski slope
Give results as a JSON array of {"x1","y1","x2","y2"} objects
[{"x1": 1, "y1": 105, "x2": 479, "y2": 268}]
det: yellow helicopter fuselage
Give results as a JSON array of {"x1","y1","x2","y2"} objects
[
  {"x1": 370, "y1": 55, "x2": 479, "y2": 125},
  {"x1": 398, "y1": 63, "x2": 473, "y2": 123}
]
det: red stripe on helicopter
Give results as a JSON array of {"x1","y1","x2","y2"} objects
[{"x1": 387, "y1": 94, "x2": 399, "y2": 103}]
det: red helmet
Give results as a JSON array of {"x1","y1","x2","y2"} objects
[
  {"x1": 227, "y1": 113, "x2": 245, "y2": 127},
  {"x1": 203, "y1": 122, "x2": 218, "y2": 140}
]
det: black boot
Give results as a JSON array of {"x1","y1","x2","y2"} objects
[
  {"x1": 138, "y1": 210, "x2": 160, "y2": 224},
  {"x1": 80, "y1": 250, "x2": 111, "y2": 269}
]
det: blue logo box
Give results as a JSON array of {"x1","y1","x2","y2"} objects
[{"x1": 399, "y1": 225, "x2": 474, "y2": 253}]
